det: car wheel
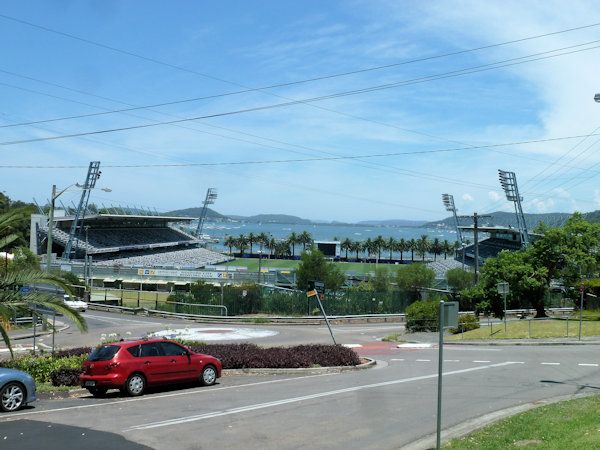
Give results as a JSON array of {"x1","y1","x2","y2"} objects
[
  {"x1": 200, "y1": 365, "x2": 217, "y2": 386},
  {"x1": 87, "y1": 387, "x2": 108, "y2": 397},
  {"x1": 125, "y1": 373, "x2": 146, "y2": 396},
  {"x1": 0, "y1": 382, "x2": 25, "y2": 412}
]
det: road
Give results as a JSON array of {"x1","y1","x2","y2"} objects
[{"x1": 1, "y1": 312, "x2": 599, "y2": 449}]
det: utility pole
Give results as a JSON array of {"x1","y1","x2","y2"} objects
[{"x1": 458, "y1": 212, "x2": 491, "y2": 284}]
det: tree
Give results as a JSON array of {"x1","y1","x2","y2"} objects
[
  {"x1": 351, "y1": 240, "x2": 361, "y2": 260},
  {"x1": 0, "y1": 209, "x2": 87, "y2": 357},
  {"x1": 431, "y1": 238, "x2": 442, "y2": 261},
  {"x1": 417, "y1": 234, "x2": 430, "y2": 261},
  {"x1": 384, "y1": 237, "x2": 396, "y2": 262},
  {"x1": 442, "y1": 240, "x2": 453, "y2": 259},
  {"x1": 224, "y1": 235, "x2": 236, "y2": 255},
  {"x1": 247, "y1": 232, "x2": 256, "y2": 255},
  {"x1": 374, "y1": 235, "x2": 386, "y2": 260},
  {"x1": 397, "y1": 238, "x2": 408, "y2": 261},
  {"x1": 298, "y1": 231, "x2": 312, "y2": 250},
  {"x1": 341, "y1": 238, "x2": 353, "y2": 261},
  {"x1": 295, "y1": 248, "x2": 345, "y2": 291},
  {"x1": 370, "y1": 268, "x2": 393, "y2": 292},
  {"x1": 445, "y1": 267, "x2": 475, "y2": 293},
  {"x1": 395, "y1": 263, "x2": 436, "y2": 301},
  {"x1": 287, "y1": 232, "x2": 300, "y2": 258},
  {"x1": 235, "y1": 234, "x2": 248, "y2": 256},
  {"x1": 408, "y1": 238, "x2": 417, "y2": 262}
]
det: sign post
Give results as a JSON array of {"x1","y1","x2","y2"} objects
[
  {"x1": 307, "y1": 281, "x2": 336, "y2": 345},
  {"x1": 497, "y1": 282, "x2": 509, "y2": 333},
  {"x1": 579, "y1": 283, "x2": 584, "y2": 341},
  {"x1": 436, "y1": 301, "x2": 458, "y2": 450}
]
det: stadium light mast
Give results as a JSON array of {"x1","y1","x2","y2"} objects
[
  {"x1": 441, "y1": 194, "x2": 463, "y2": 246},
  {"x1": 196, "y1": 188, "x2": 218, "y2": 238},
  {"x1": 498, "y1": 169, "x2": 529, "y2": 248}
]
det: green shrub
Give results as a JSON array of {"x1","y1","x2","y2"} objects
[
  {"x1": 449, "y1": 313, "x2": 480, "y2": 334},
  {"x1": 0, "y1": 354, "x2": 88, "y2": 383},
  {"x1": 405, "y1": 299, "x2": 441, "y2": 332}
]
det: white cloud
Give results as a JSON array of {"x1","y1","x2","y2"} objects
[
  {"x1": 488, "y1": 191, "x2": 501, "y2": 202},
  {"x1": 462, "y1": 193, "x2": 474, "y2": 202}
]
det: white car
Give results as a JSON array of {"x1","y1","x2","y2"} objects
[{"x1": 63, "y1": 295, "x2": 88, "y2": 312}]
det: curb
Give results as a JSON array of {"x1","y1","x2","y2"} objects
[
  {"x1": 36, "y1": 358, "x2": 376, "y2": 400},
  {"x1": 403, "y1": 391, "x2": 598, "y2": 450}
]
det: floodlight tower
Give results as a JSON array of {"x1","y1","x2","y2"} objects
[
  {"x1": 498, "y1": 169, "x2": 529, "y2": 248},
  {"x1": 195, "y1": 188, "x2": 218, "y2": 238},
  {"x1": 442, "y1": 194, "x2": 463, "y2": 245}
]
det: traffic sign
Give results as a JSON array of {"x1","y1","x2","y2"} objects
[{"x1": 306, "y1": 289, "x2": 317, "y2": 297}]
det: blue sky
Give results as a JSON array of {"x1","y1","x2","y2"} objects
[{"x1": 2, "y1": 1, "x2": 600, "y2": 222}]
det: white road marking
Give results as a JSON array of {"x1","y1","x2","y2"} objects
[
  {"x1": 416, "y1": 359, "x2": 431, "y2": 362},
  {"x1": 473, "y1": 360, "x2": 491, "y2": 363},
  {"x1": 444, "y1": 360, "x2": 460, "y2": 362},
  {"x1": 124, "y1": 362, "x2": 521, "y2": 431},
  {"x1": 578, "y1": 363, "x2": 599, "y2": 367},
  {"x1": 343, "y1": 344, "x2": 363, "y2": 348},
  {"x1": 397, "y1": 343, "x2": 432, "y2": 349},
  {"x1": 390, "y1": 359, "x2": 405, "y2": 361},
  {"x1": 541, "y1": 362, "x2": 560, "y2": 366},
  {"x1": 0, "y1": 373, "x2": 338, "y2": 420}
]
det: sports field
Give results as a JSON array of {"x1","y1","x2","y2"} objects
[{"x1": 224, "y1": 258, "x2": 408, "y2": 273}]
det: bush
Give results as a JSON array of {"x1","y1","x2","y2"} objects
[
  {"x1": 50, "y1": 368, "x2": 83, "y2": 386},
  {"x1": 0, "y1": 354, "x2": 88, "y2": 383},
  {"x1": 449, "y1": 313, "x2": 480, "y2": 334},
  {"x1": 405, "y1": 299, "x2": 440, "y2": 332},
  {"x1": 181, "y1": 343, "x2": 361, "y2": 369}
]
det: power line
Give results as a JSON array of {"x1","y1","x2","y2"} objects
[{"x1": 3, "y1": 42, "x2": 600, "y2": 147}]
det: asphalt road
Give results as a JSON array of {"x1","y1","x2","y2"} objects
[{"x1": 2, "y1": 312, "x2": 600, "y2": 449}]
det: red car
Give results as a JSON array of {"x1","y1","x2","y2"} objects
[{"x1": 80, "y1": 339, "x2": 222, "y2": 397}]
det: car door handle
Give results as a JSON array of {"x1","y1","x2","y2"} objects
[
  {"x1": 144, "y1": 361, "x2": 151, "y2": 365},
  {"x1": 170, "y1": 359, "x2": 176, "y2": 363}
]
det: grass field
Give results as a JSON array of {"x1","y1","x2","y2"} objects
[
  {"x1": 447, "y1": 317, "x2": 600, "y2": 340},
  {"x1": 444, "y1": 394, "x2": 600, "y2": 448}
]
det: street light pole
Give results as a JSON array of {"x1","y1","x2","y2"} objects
[{"x1": 45, "y1": 184, "x2": 57, "y2": 273}]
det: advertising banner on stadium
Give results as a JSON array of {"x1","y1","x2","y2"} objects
[{"x1": 138, "y1": 269, "x2": 232, "y2": 279}]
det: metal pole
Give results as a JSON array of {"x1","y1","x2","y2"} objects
[
  {"x1": 51, "y1": 313, "x2": 56, "y2": 357},
  {"x1": 436, "y1": 301, "x2": 445, "y2": 450},
  {"x1": 314, "y1": 293, "x2": 336, "y2": 345},
  {"x1": 32, "y1": 312, "x2": 37, "y2": 356},
  {"x1": 503, "y1": 290, "x2": 507, "y2": 333},
  {"x1": 46, "y1": 185, "x2": 56, "y2": 272},
  {"x1": 474, "y1": 213, "x2": 480, "y2": 284},
  {"x1": 579, "y1": 285, "x2": 584, "y2": 341}
]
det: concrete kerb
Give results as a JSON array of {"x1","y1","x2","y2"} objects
[
  {"x1": 36, "y1": 358, "x2": 376, "y2": 400},
  {"x1": 8, "y1": 320, "x2": 70, "y2": 341},
  {"x1": 403, "y1": 391, "x2": 599, "y2": 450}
]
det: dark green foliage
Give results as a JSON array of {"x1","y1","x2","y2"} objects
[
  {"x1": 445, "y1": 267, "x2": 475, "y2": 292},
  {"x1": 395, "y1": 263, "x2": 436, "y2": 300},
  {"x1": 54, "y1": 347, "x2": 93, "y2": 358},
  {"x1": 295, "y1": 247, "x2": 346, "y2": 291},
  {"x1": 50, "y1": 368, "x2": 83, "y2": 386},
  {"x1": 449, "y1": 313, "x2": 480, "y2": 334},
  {"x1": 405, "y1": 298, "x2": 441, "y2": 332},
  {"x1": 183, "y1": 343, "x2": 361, "y2": 369}
]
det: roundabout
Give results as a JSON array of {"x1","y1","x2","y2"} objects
[{"x1": 149, "y1": 327, "x2": 279, "y2": 341}]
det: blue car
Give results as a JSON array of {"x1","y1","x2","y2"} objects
[{"x1": 0, "y1": 368, "x2": 36, "y2": 412}]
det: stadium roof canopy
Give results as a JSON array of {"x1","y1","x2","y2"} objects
[{"x1": 52, "y1": 214, "x2": 195, "y2": 227}]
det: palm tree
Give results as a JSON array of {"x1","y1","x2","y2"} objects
[
  {"x1": 236, "y1": 234, "x2": 248, "y2": 256},
  {"x1": 351, "y1": 240, "x2": 361, "y2": 260},
  {"x1": 341, "y1": 238, "x2": 353, "y2": 261},
  {"x1": 247, "y1": 232, "x2": 256, "y2": 256},
  {"x1": 0, "y1": 209, "x2": 87, "y2": 356},
  {"x1": 431, "y1": 237, "x2": 442, "y2": 261},
  {"x1": 408, "y1": 238, "x2": 417, "y2": 262},
  {"x1": 287, "y1": 232, "x2": 300, "y2": 258},
  {"x1": 267, "y1": 237, "x2": 277, "y2": 257},
  {"x1": 223, "y1": 235, "x2": 236, "y2": 255},
  {"x1": 363, "y1": 238, "x2": 374, "y2": 260},
  {"x1": 298, "y1": 231, "x2": 312, "y2": 250},
  {"x1": 397, "y1": 238, "x2": 407, "y2": 262},
  {"x1": 417, "y1": 234, "x2": 430, "y2": 261},
  {"x1": 384, "y1": 237, "x2": 396, "y2": 262},
  {"x1": 442, "y1": 240, "x2": 452, "y2": 259},
  {"x1": 374, "y1": 235, "x2": 386, "y2": 261}
]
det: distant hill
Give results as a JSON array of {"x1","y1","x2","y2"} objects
[
  {"x1": 227, "y1": 214, "x2": 312, "y2": 224},
  {"x1": 166, "y1": 207, "x2": 230, "y2": 221},
  {"x1": 424, "y1": 211, "x2": 573, "y2": 229},
  {"x1": 357, "y1": 219, "x2": 427, "y2": 227}
]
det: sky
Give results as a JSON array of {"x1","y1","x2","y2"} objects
[{"x1": 2, "y1": 1, "x2": 600, "y2": 223}]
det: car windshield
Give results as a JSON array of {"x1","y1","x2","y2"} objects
[{"x1": 87, "y1": 345, "x2": 120, "y2": 362}]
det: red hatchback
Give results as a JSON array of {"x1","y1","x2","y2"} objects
[{"x1": 80, "y1": 339, "x2": 222, "y2": 397}]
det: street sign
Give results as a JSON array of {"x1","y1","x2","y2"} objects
[
  {"x1": 20, "y1": 286, "x2": 31, "y2": 294},
  {"x1": 580, "y1": 283, "x2": 585, "y2": 294},
  {"x1": 497, "y1": 282, "x2": 509, "y2": 294},
  {"x1": 306, "y1": 289, "x2": 317, "y2": 297},
  {"x1": 441, "y1": 301, "x2": 459, "y2": 329}
]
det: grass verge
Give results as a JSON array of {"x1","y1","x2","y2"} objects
[
  {"x1": 444, "y1": 394, "x2": 600, "y2": 449},
  {"x1": 446, "y1": 317, "x2": 600, "y2": 340}
]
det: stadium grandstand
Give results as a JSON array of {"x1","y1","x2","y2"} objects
[
  {"x1": 31, "y1": 212, "x2": 232, "y2": 269},
  {"x1": 459, "y1": 225, "x2": 526, "y2": 265}
]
